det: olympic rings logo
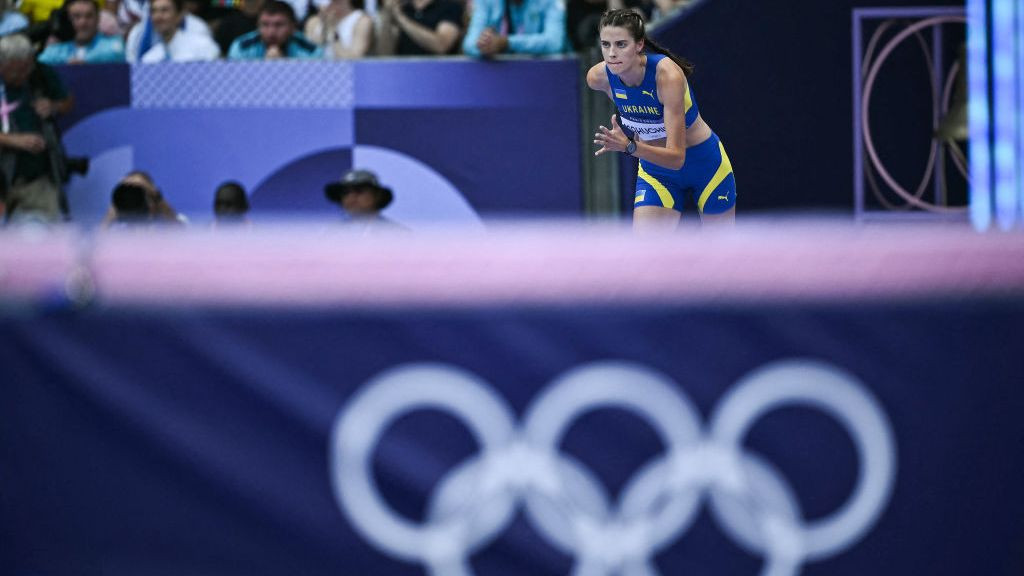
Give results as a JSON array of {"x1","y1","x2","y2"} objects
[{"x1": 329, "y1": 360, "x2": 896, "y2": 576}]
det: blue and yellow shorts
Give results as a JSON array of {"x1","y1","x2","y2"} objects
[{"x1": 633, "y1": 132, "x2": 736, "y2": 215}]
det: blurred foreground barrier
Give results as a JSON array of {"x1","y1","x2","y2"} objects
[{"x1": 1, "y1": 219, "x2": 1023, "y2": 576}]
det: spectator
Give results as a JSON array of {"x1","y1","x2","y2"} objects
[
  {"x1": 212, "y1": 180, "x2": 250, "y2": 225},
  {"x1": 461, "y1": 0, "x2": 567, "y2": 57},
  {"x1": 125, "y1": 0, "x2": 218, "y2": 62},
  {"x1": 117, "y1": 0, "x2": 212, "y2": 36},
  {"x1": 26, "y1": 0, "x2": 121, "y2": 43},
  {"x1": 376, "y1": 0, "x2": 461, "y2": 56},
  {"x1": 325, "y1": 168, "x2": 406, "y2": 232},
  {"x1": 101, "y1": 170, "x2": 187, "y2": 228},
  {"x1": 228, "y1": 0, "x2": 321, "y2": 59},
  {"x1": 303, "y1": 0, "x2": 372, "y2": 58},
  {"x1": 0, "y1": 34, "x2": 73, "y2": 223},
  {"x1": 38, "y1": 0, "x2": 125, "y2": 64},
  {"x1": 0, "y1": 0, "x2": 29, "y2": 37}
]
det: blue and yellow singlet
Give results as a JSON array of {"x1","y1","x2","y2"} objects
[{"x1": 604, "y1": 53, "x2": 700, "y2": 140}]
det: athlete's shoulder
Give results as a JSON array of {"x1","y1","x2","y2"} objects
[
  {"x1": 586, "y1": 61, "x2": 610, "y2": 90},
  {"x1": 655, "y1": 56, "x2": 688, "y2": 93},
  {"x1": 654, "y1": 54, "x2": 685, "y2": 82}
]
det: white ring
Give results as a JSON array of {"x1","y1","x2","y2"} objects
[
  {"x1": 329, "y1": 359, "x2": 897, "y2": 573},
  {"x1": 709, "y1": 359, "x2": 896, "y2": 560},
  {"x1": 330, "y1": 364, "x2": 517, "y2": 563}
]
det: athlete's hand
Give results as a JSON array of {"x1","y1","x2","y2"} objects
[{"x1": 593, "y1": 114, "x2": 629, "y2": 156}]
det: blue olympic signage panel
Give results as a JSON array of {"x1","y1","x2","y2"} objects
[
  {"x1": 54, "y1": 59, "x2": 582, "y2": 227},
  {"x1": 1, "y1": 302, "x2": 1023, "y2": 575}
]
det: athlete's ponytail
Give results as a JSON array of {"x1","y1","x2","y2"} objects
[
  {"x1": 599, "y1": 9, "x2": 695, "y2": 77},
  {"x1": 645, "y1": 36, "x2": 695, "y2": 78}
]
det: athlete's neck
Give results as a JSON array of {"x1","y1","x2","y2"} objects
[{"x1": 619, "y1": 54, "x2": 647, "y2": 87}]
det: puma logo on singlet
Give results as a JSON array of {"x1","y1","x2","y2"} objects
[{"x1": 641, "y1": 89, "x2": 656, "y2": 100}]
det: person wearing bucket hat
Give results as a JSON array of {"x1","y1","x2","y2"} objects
[{"x1": 325, "y1": 168, "x2": 406, "y2": 231}]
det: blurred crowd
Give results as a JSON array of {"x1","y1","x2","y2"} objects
[{"x1": 1, "y1": 0, "x2": 693, "y2": 64}]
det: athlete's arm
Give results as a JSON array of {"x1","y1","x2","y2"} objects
[{"x1": 633, "y1": 58, "x2": 687, "y2": 170}]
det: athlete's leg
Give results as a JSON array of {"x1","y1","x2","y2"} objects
[
  {"x1": 690, "y1": 135, "x2": 736, "y2": 229},
  {"x1": 633, "y1": 205, "x2": 681, "y2": 233},
  {"x1": 700, "y1": 205, "x2": 735, "y2": 227},
  {"x1": 633, "y1": 159, "x2": 684, "y2": 233}
]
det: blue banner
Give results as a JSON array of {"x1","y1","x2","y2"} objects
[
  {"x1": 54, "y1": 59, "x2": 582, "y2": 227},
  {"x1": 2, "y1": 302, "x2": 1023, "y2": 575}
]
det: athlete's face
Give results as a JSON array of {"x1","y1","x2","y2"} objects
[{"x1": 600, "y1": 26, "x2": 642, "y2": 73}]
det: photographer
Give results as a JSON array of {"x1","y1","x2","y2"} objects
[
  {"x1": 101, "y1": 170, "x2": 187, "y2": 228},
  {"x1": 0, "y1": 33, "x2": 74, "y2": 222}
]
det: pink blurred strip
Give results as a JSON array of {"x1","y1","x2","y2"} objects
[
  {"x1": 0, "y1": 229, "x2": 81, "y2": 302},
  {"x1": 65, "y1": 220, "x2": 1024, "y2": 307}
]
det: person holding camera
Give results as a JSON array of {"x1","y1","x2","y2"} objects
[
  {"x1": 38, "y1": 0, "x2": 125, "y2": 64},
  {"x1": 0, "y1": 33, "x2": 73, "y2": 223},
  {"x1": 103, "y1": 170, "x2": 185, "y2": 227},
  {"x1": 101, "y1": 170, "x2": 187, "y2": 228}
]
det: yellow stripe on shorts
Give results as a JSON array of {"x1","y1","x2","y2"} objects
[
  {"x1": 637, "y1": 165, "x2": 674, "y2": 209},
  {"x1": 697, "y1": 141, "x2": 734, "y2": 212}
]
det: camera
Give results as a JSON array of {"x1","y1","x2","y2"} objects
[{"x1": 111, "y1": 183, "x2": 152, "y2": 221}]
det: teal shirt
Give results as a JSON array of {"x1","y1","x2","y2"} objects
[
  {"x1": 227, "y1": 31, "x2": 323, "y2": 60},
  {"x1": 38, "y1": 34, "x2": 126, "y2": 65},
  {"x1": 462, "y1": 0, "x2": 567, "y2": 56}
]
